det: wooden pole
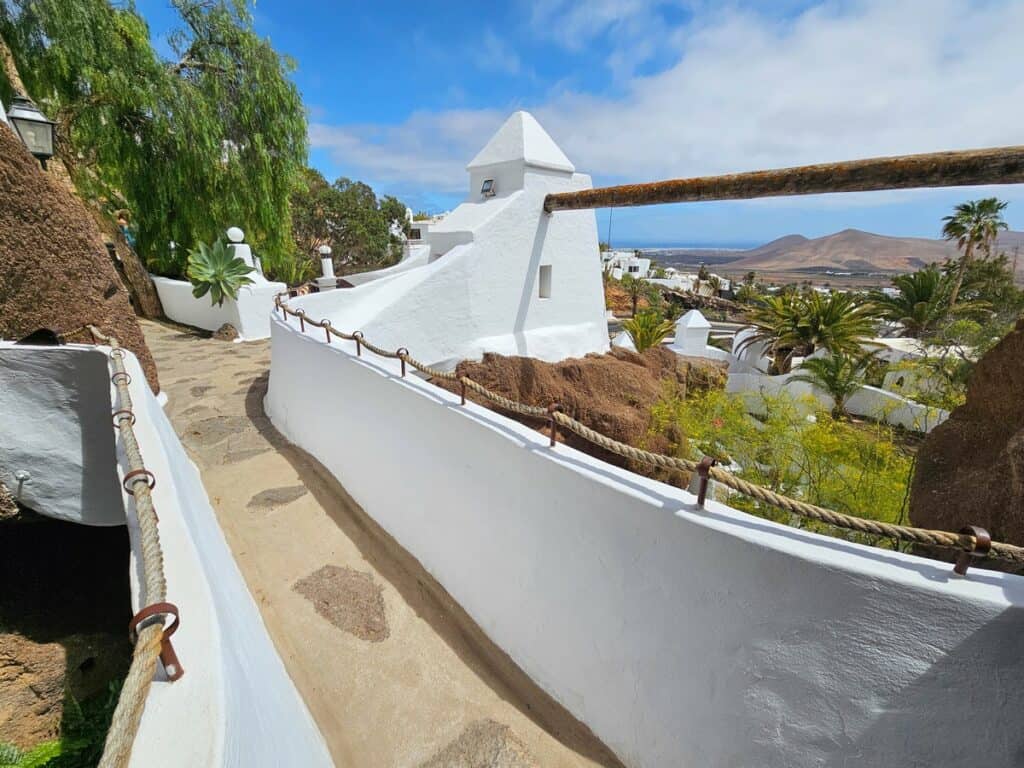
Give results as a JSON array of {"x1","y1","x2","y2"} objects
[{"x1": 543, "y1": 146, "x2": 1024, "y2": 212}]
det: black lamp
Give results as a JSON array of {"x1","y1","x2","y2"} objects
[{"x1": 6, "y1": 94, "x2": 56, "y2": 169}]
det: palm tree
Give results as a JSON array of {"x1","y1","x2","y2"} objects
[
  {"x1": 790, "y1": 351, "x2": 878, "y2": 419},
  {"x1": 941, "y1": 197, "x2": 1008, "y2": 308},
  {"x1": 706, "y1": 275, "x2": 722, "y2": 296},
  {"x1": 623, "y1": 311, "x2": 675, "y2": 352},
  {"x1": 739, "y1": 291, "x2": 878, "y2": 374},
  {"x1": 871, "y1": 266, "x2": 986, "y2": 338},
  {"x1": 621, "y1": 274, "x2": 648, "y2": 316}
]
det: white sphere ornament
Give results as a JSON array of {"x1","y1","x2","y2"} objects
[
  {"x1": 226, "y1": 226, "x2": 245, "y2": 243},
  {"x1": 317, "y1": 244, "x2": 332, "y2": 256}
]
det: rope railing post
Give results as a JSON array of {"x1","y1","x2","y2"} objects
[
  {"x1": 954, "y1": 525, "x2": 992, "y2": 576},
  {"x1": 397, "y1": 348, "x2": 408, "y2": 377},
  {"x1": 460, "y1": 378, "x2": 467, "y2": 405},
  {"x1": 547, "y1": 403, "x2": 563, "y2": 448},
  {"x1": 297, "y1": 309, "x2": 305, "y2": 332},
  {"x1": 353, "y1": 331, "x2": 363, "y2": 357},
  {"x1": 696, "y1": 456, "x2": 718, "y2": 508},
  {"x1": 323, "y1": 320, "x2": 332, "y2": 344}
]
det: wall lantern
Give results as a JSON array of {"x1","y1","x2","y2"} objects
[
  {"x1": 481, "y1": 178, "x2": 496, "y2": 197},
  {"x1": 6, "y1": 94, "x2": 56, "y2": 170}
]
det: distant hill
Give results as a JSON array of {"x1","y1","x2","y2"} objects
[
  {"x1": 649, "y1": 229, "x2": 1024, "y2": 282},
  {"x1": 720, "y1": 228, "x2": 1024, "y2": 279},
  {"x1": 728, "y1": 229, "x2": 957, "y2": 273}
]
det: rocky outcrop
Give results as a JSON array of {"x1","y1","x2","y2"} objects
[
  {"x1": 910, "y1": 317, "x2": 1024, "y2": 548},
  {"x1": 443, "y1": 347, "x2": 727, "y2": 487},
  {"x1": 0, "y1": 123, "x2": 159, "y2": 391}
]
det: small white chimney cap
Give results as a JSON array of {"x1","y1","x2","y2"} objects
[
  {"x1": 226, "y1": 226, "x2": 245, "y2": 243},
  {"x1": 317, "y1": 244, "x2": 332, "y2": 256}
]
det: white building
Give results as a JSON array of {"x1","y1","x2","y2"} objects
[
  {"x1": 294, "y1": 111, "x2": 610, "y2": 368},
  {"x1": 603, "y1": 250, "x2": 651, "y2": 280}
]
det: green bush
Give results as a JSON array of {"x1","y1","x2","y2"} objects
[
  {"x1": 187, "y1": 239, "x2": 255, "y2": 307},
  {"x1": 649, "y1": 388, "x2": 913, "y2": 541}
]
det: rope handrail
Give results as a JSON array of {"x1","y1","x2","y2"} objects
[
  {"x1": 273, "y1": 290, "x2": 1024, "y2": 567},
  {"x1": 85, "y1": 325, "x2": 179, "y2": 768}
]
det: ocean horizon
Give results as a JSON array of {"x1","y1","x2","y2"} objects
[{"x1": 615, "y1": 242, "x2": 760, "y2": 252}]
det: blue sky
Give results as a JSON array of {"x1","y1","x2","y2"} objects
[{"x1": 136, "y1": 0, "x2": 1024, "y2": 246}]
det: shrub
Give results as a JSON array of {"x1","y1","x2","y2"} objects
[
  {"x1": 187, "y1": 239, "x2": 255, "y2": 307},
  {"x1": 623, "y1": 310, "x2": 675, "y2": 352},
  {"x1": 649, "y1": 388, "x2": 913, "y2": 540}
]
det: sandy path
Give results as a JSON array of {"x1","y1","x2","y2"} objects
[{"x1": 143, "y1": 320, "x2": 624, "y2": 768}]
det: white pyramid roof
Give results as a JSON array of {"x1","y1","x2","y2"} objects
[
  {"x1": 467, "y1": 111, "x2": 575, "y2": 173},
  {"x1": 676, "y1": 310, "x2": 711, "y2": 330}
]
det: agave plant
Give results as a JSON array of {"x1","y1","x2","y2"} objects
[
  {"x1": 623, "y1": 310, "x2": 675, "y2": 352},
  {"x1": 187, "y1": 240, "x2": 255, "y2": 307}
]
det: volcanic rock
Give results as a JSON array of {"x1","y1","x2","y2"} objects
[
  {"x1": 0, "y1": 123, "x2": 159, "y2": 391},
  {"x1": 910, "y1": 317, "x2": 1024, "y2": 549},
  {"x1": 443, "y1": 347, "x2": 727, "y2": 486},
  {"x1": 213, "y1": 322, "x2": 240, "y2": 341}
]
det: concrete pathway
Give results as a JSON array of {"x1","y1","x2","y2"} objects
[{"x1": 142, "y1": 320, "x2": 624, "y2": 768}]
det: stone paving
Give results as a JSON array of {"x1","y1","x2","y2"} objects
[{"x1": 142, "y1": 320, "x2": 623, "y2": 768}]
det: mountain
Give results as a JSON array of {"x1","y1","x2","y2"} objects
[{"x1": 728, "y1": 229, "x2": 958, "y2": 273}]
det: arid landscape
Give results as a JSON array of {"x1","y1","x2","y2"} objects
[{"x1": 651, "y1": 228, "x2": 1024, "y2": 288}]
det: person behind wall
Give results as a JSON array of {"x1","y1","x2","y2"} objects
[{"x1": 116, "y1": 210, "x2": 137, "y2": 250}]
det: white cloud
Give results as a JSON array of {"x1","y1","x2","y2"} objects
[
  {"x1": 479, "y1": 28, "x2": 521, "y2": 75},
  {"x1": 310, "y1": 0, "x2": 1024, "y2": 204}
]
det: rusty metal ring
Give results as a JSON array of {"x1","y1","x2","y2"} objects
[
  {"x1": 128, "y1": 601, "x2": 179, "y2": 640},
  {"x1": 353, "y1": 331, "x2": 364, "y2": 340},
  {"x1": 546, "y1": 402, "x2": 563, "y2": 415},
  {"x1": 111, "y1": 371, "x2": 132, "y2": 386},
  {"x1": 112, "y1": 408, "x2": 136, "y2": 426},
  {"x1": 296, "y1": 308, "x2": 306, "y2": 316},
  {"x1": 323, "y1": 319, "x2": 333, "y2": 329},
  {"x1": 962, "y1": 525, "x2": 992, "y2": 556},
  {"x1": 109, "y1": 348, "x2": 126, "y2": 359},
  {"x1": 122, "y1": 468, "x2": 156, "y2": 495},
  {"x1": 396, "y1": 347, "x2": 409, "y2": 358}
]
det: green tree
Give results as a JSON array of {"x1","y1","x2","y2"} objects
[
  {"x1": 1, "y1": 0, "x2": 307, "y2": 273},
  {"x1": 941, "y1": 197, "x2": 1008, "y2": 308},
  {"x1": 288, "y1": 170, "x2": 409, "y2": 273},
  {"x1": 740, "y1": 291, "x2": 878, "y2": 374},
  {"x1": 789, "y1": 351, "x2": 878, "y2": 419},
  {"x1": 623, "y1": 310, "x2": 674, "y2": 352},
  {"x1": 620, "y1": 274, "x2": 651, "y2": 316},
  {"x1": 870, "y1": 267, "x2": 962, "y2": 338}
]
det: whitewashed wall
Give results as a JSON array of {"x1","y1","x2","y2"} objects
[
  {"x1": 726, "y1": 371, "x2": 949, "y2": 432},
  {"x1": 152, "y1": 276, "x2": 284, "y2": 340},
  {"x1": 0, "y1": 345, "x2": 123, "y2": 524},
  {"x1": 267, "y1": 316, "x2": 1024, "y2": 768},
  {"x1": 0, "y1": 344, "x2": 332, "y2": 767}
]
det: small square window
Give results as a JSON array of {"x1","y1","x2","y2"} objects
[
  {"x1": 481, "y1": 178, "x2": 496, "y2": 197},
  {"x1": 539, "y1": 265, "x2": 552, "y2": 298}
]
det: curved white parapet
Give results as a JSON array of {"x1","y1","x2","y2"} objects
[
  {"x1": 266, "y1": 314, "x2": 1024, "y2": 768},
  {"x1": 0, "y1": 344, "x2": 332, "y2": 767},
  {"x1": 342, "y1": 242, "x2": 432, "y2": 287},
  {"x1": 151, "y1": 276, "x2": 285, "y2": 341}
]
